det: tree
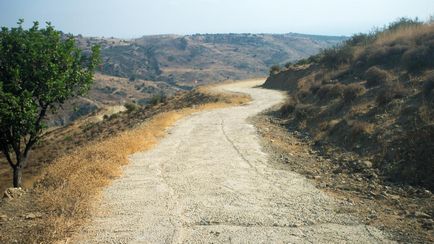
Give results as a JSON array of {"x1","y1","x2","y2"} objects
[{"x1": 0, "y1": 20, "x2": 100, "y2": 187}]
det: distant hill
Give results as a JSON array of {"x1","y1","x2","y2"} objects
[
  {"x1": 48, "y1": 33, "x2": 345, "y2": 126},
  {"x1": 77, "y1": 33, "x2": 347, "y2": 86}
]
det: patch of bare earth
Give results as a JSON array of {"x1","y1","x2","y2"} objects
[{"x1": 253, "y1": 111, "x2": 433, "y2": 243}]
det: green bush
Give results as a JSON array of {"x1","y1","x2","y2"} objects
[
  {"x1": 124, "y1": 102, "x2": 139, "y2": 112},
  {"x1": 149, "y1": 93, "x2": 167, "y2": 105},
  {"x1": 319, "y1": 45, "x2": 354, "y2": 68},
  {"x1": 345, "y1": 33, "x2": 376, "y2": 46}
]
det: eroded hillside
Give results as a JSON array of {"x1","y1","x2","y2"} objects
[{"x1": 264, "y1": 19, "x2": 434, "y2": 191}]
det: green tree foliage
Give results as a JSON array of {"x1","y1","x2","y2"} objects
[{"x1": 0, "y1": 20, "x2": 100, "y2": 187}]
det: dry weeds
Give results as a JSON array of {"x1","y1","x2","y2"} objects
[
  {"x1": 0, "y1": 86, "x2": 251, "y2": 243},
  {"x1": 374, "y1": 23, "x2": 434, "y2": 46}
]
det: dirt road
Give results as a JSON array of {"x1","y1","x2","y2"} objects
[{"x1": 74, "y1": 80, "x2": 392, "y2": 243}]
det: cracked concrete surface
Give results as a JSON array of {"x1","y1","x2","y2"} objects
[{"x1": 73, "y1": 80, "x2": 393, "y2": 243}]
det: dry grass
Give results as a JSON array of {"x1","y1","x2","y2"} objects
[
  {"x1": 0, "y1": 85, "x2": 251, "y2": 243},
  {"x1": 263, "y1": 18, "x2": 434, "y2": 193},
  {"x1": 365, "y1": 66, "x2": 391, "y2": 87},
  {"x1": 343, "y1": 83, "x2": 366, "y2": 103},
  {"x1": 38, "y1": 100, "x2": 247, "y2": 242},
  {"x1": 32, "y1": 109, "x2": 198, "y2": 241},
  {"x1": 374, "y1": 23, "x2": 434, "y2": 46}
]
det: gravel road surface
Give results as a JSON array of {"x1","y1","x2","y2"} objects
[{"x1": 74, "y1": 80, "x2": 393, "y2": 243}]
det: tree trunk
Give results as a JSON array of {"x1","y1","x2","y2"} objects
[{"x1": 13, "y1": 167, "x2": 22, "y2": 188}]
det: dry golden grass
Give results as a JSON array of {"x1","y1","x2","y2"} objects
[
  {"x1": 32, "y1": 111, "x2": 189, "y2": 240},
  {"x1": 374, "y1": 23, "x2": 434, "y2": 45},
  {"x1": 0, "y1": 86, "x2": 250, "y2": 243}
]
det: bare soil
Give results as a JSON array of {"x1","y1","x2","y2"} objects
[{"x1": 253, "y1": 111, "x2": 433, "y2": 243}]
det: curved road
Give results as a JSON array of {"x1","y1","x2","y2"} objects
[{"x1": 74, "y1": 80, "x2": 392, "y2": 243}]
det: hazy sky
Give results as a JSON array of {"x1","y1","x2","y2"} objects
[{"x1": 1, "y1": 0, "x2": 433, "y2": 38}]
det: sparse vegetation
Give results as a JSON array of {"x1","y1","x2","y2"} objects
[
  {"x1": 316, "y1": 83, "x2": 345, "y2": 100},
  {"x1": 149, "y1": 93, "x2": 167, "y2": 105},
  {"x1": 279, "y1": 96, "x2": 298, "y2": 116},
  {"x1": 365, "y1": 66, "x2": 390, "y2": 87},
  {"x1": 376, "y1": 82, "x2": 407, "y2": 105},
  {"x1": 124, "y1": 102, "x2": 139, "y2": 112},
  {"x1": 343, "y1": 83, "x2": 365, "y2": 103},
  {"x1": 264, "y1": 17, "x2": 434, "y2": 192},
  {"x1": 88, "y1": 33, "x2": 344, "y2": 84}
]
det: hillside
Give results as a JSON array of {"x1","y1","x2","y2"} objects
[
  {"x1": 263, "y1": 18, "x2": 434, "y2": 191},
  {"x1": 45, "y1": 73, "x2": 180, "y2": 126},
  {"x1": 51, "y1": 33, "x2": 345, "y2": 126},
  {"x1": 78, "y1": 33, "x2": 346, "y2": 85}
]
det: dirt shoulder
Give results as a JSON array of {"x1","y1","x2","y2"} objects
[{"x1": 252, "y1": 109, "x2": 433, "y2": 243}]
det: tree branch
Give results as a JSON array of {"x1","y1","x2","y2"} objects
[
  {"x1": 21, "y1": 103, "x2": 49, "y2": 168},
  {"x1": 8, "y1": 128, "x2": 21, "y2": 166},
  {"x1": 1, "y1": 145, "x2": 17, "y2": 169}
]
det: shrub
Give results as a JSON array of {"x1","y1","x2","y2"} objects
[
  {"x1": 296, "y1": 90, "x2": 310, "y2": 101},
  {"x1": 149, "y1": 93, "x2": 167, "y2": 105},
  {"x1": 269, "y1": 65, "x2": 281, "y2": 75},
  {"x1": 345, "y1": 33, "x2": 376, "y2": 46},
  {"x1": 316, "y1": 84, "x2": 345, "y2": 100},
  {"x1": 294, "y1": 104, "x2": 315, "y2": 120},
  {"x1": 349, "y1": 120, "x2": 372, "y2": 139},
  {"x1": 295, "y1": 59, "x2": 311, "y2": 66},
  {"x1": 309, "y1": 83, "x2": 321, "y2": 94},
  {"x1": 320, "y1": 45, "x2": 354, "y2": 68},
  {"x1": 361, "y1": 45, "x2": 409, "y2": 66},
  {"x1": 279, "y1": 96, "x2": 298, "y2": 116},
  {"x1": 376, "y1": 82, "x2": 407, "y2": 105},
  {"x1": 109, "y1": 113, "x2": 120, "y2": 119},
  {"x1": 385, "y1": 125, "x2": 434, "y2": 190},
  {"x1": 343, "y1": 83, "x2": 365, "y2": 103},
  {"x1": 401, "y1": 46, "x2": 434, "y2": 73},
  {"x1": 386, "y1": 17, "x2": 423, "y2": 32},
  {"x1": 365, "y1": 66, "x2": 390, "y2": 87},
  {"x1": 124, "y1": 102, "x2": 139, "y2": 112},
  {"x1": 64, "y1": 136, "x2": 73, "y2": 142}
]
